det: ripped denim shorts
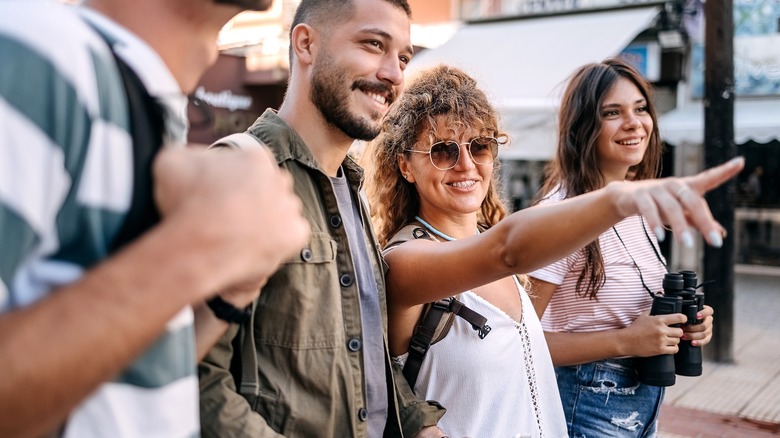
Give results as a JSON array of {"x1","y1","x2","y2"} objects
[{"x1": 555, "y1": 358, "x2": 664, "y2": 438}]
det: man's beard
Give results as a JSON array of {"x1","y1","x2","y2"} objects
[{"x1": 310, "y1": 52, "x2": 392, "y2": 141}]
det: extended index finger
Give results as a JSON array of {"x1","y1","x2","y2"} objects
[{"x1": 685, "y1": 156, "x2": 745, "y2": 195}]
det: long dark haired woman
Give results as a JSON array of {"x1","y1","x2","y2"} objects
[{"x1": 530, "y1": 58, "x2": 716, "y2": 437}]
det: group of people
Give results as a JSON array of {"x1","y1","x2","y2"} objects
[{"x1": 0, "y1": 0, "x2": 744, "y2": 437}]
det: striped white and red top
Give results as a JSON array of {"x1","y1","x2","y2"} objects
[{"x1": 529, "y1": 189, "x2": 668, "y2": 333}]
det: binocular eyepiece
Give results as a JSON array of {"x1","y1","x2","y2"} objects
[{"x1": 636, "y1": 271, "x2": 705, "y2": 387}]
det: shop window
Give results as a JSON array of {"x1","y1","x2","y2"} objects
[{"x1": 734, "y1": 141, "x2": 780, "y2": 266}]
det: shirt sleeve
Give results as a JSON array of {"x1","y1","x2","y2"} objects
[
  {"x1": 527, "y1": 189, "x2": 576, "y2": 286},
  {"x1": 0, "y1": 8, "x2": 133, "y2": 312},
  {"x1": 0, "y1": 27, "x2": 81, "y2": 310},
  {"x1": 390, "y1": 359, "x2": 446, "y2": 437},
  {"x1": 528, "y1": 255, "x2": 572, "y2": 286}
]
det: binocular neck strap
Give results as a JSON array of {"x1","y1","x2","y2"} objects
[{"x1": 612, "y1": 215, "x2": 668, "y2": 298}]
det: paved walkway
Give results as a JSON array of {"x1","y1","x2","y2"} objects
[{"x1": 658, "y1": 271, "x2": 780, "y2": 437}]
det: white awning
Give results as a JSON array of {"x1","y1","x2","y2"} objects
[
  {"x1": 659, "y1": 99, "x2": 780, "y2": 145},
  {"x1": 407, "y1": 6, "x2": 662, "y2": 160}
]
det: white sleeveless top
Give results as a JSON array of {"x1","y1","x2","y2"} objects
[{"x1": 394, "y1": 278, "x2": 566, "y2": 438}]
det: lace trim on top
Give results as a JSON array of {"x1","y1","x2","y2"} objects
[{"x1": 517, "y1": 317, "x2": 544, "y2": 437}]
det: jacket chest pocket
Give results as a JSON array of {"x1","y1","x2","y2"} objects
[{"x1": 255, "y1": 232, "x2": 345, "y2": 349}]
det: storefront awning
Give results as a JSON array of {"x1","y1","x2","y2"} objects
[
  {"x1": 407, "y1": 6, "x2": 662, "y2": 160},
  {"x1": 659, "y1": 99, "x2": 780, "y2": 145}
]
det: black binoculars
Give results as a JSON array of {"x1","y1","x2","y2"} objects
[{"x1": 636, "y1": 271, "x2": 705, "y2": 387}]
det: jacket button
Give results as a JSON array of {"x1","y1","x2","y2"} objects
[
  {"x1": 339, "y1": 274, "x2": 353, "y2": 287},
  {"x1": 330, "y1": 215, "x2": 342, "y2": 228},
  {"x1": 347, "y1": 338, "x2": 362, "y2": 352},
  {"x1": 300, "y1": 248, "x2": 313, "y2": 262},
  {"x1": 357, "y1": 407, "x2": 368, "y2": 422}
]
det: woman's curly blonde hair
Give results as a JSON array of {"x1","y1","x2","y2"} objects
[{"x1": 364, "y1": 65, "x2": 509, "y2": 247}]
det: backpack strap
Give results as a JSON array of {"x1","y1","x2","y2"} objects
[
  {"x1": 208, "y1": 132, "x2": 266, "y2": 150},
  {"x1": 449, "y1": 298, "x2": 492, "y2": 339},
  {"x1": 403, "y1": 299, "x2": 450, "y2": 390},
  {"x1": 206, "y1": 131, "x2": 266, "y2": 406},
  {"x1": 386, "y1": 222, "x2": 492, "y2": 389},
  {"x1": 402, "y1": 296, "x2": 492, "y2": 388},
  {"x1": 237, "y1": 301, "x2": 259, "y2": 406},
  {"x1": 106, "y1": 42, "x2": 165, "y2": 252},
  {"x1": 385, "y1": 224, "x2": 431, "y2": 251}
]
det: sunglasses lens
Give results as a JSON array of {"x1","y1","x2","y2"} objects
[
  {"x1": 469, "y1": 137, "x2": 498, "y2": 164},
  {"x1": 430, "y1": 141, "x2": 460, "y2": 169}
]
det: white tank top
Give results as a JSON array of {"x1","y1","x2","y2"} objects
[{"x1": 394, "y1": 277, "x2": 567, "y2": 438}]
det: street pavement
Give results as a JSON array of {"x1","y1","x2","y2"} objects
[{"x1": 658, "y1": 269, "x2": 780, "y2": 438}]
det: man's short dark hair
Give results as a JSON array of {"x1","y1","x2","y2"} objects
[
  {"x1": 288, "y1": 0, "x2": 412, "y2": 66},
  {"x1": 292, "y1": 0, "x2": 411, "y2": 30}
]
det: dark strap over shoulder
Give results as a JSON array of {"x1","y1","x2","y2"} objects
[
  {"x1": 204, "y1": 131, "x2": 268, "y2": 405},
  {"x1": 238, "y1": 302, "x2": 260, "y2": 404},
  {"x1": 403, "y1": 296, "x2": 492, "y2": 388},
  {"x1": 387, "y1": 222, "x2": 492, "y2": 389},
  {"x1": 107, "y1": 47, "x2": 165, "y2": 252},
  {"x1": 384, "y1": 223, "x2": 431, "y2": 253}
]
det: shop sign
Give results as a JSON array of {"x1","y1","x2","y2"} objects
[
  {"x1": 193, "y1": 86, "x2": 253, "y2": 111},
  {"x1": 620, "y1": 42, "x2": 661, "y2": 82},
  {"x1": 691, "y1": 35, "x2": 780, "y2": 97}
]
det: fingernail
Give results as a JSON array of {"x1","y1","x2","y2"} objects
[
  {"x1": 681, "y1": 231, "x2": 695, "y2": 248},
  {"x1": 729, "y1": 156, "x2": 745, "y2": 166},
  {"x1": 654, "y1": 226, "x2": 666, "y2": 242},
  {"x1": 708, "y1": 230, "x2": 723, "y2": 248}
]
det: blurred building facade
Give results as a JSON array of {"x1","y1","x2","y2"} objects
[
  {"x1": 187, "y1": 0, "x2": 293, "y2": 144},
  {"x1": 657, "y1": 0, "x2": 780, "y2": 270},
  {"x1": 189, "y1": 0, "x2": 462, "y2": 145},
  {"x1": 192, "y1": 0, "x2": 780, "y2": 269},
  {"x1": 402, "y1": 0, "x2": 780, "y2": 271}
]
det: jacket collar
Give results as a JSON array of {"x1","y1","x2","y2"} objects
[{"x1": 251, "y1": 109, "x2": 365, "y2": 185}]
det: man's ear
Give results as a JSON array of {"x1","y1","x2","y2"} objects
[{"x1": 290, "y1": 23, "x2": 316, "y2": 66}]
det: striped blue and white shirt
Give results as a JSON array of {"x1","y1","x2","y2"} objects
[{"x1": 0, "y1": 1, "x2": 197, "y2": 436}]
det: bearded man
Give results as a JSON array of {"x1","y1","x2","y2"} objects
[{"x1": 197, "y1": 0, "x2": 447, "y2": 437}]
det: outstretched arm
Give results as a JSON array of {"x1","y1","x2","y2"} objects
[{"x1": 385, "y1": 156, "x2": 744, "y2": 309}]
